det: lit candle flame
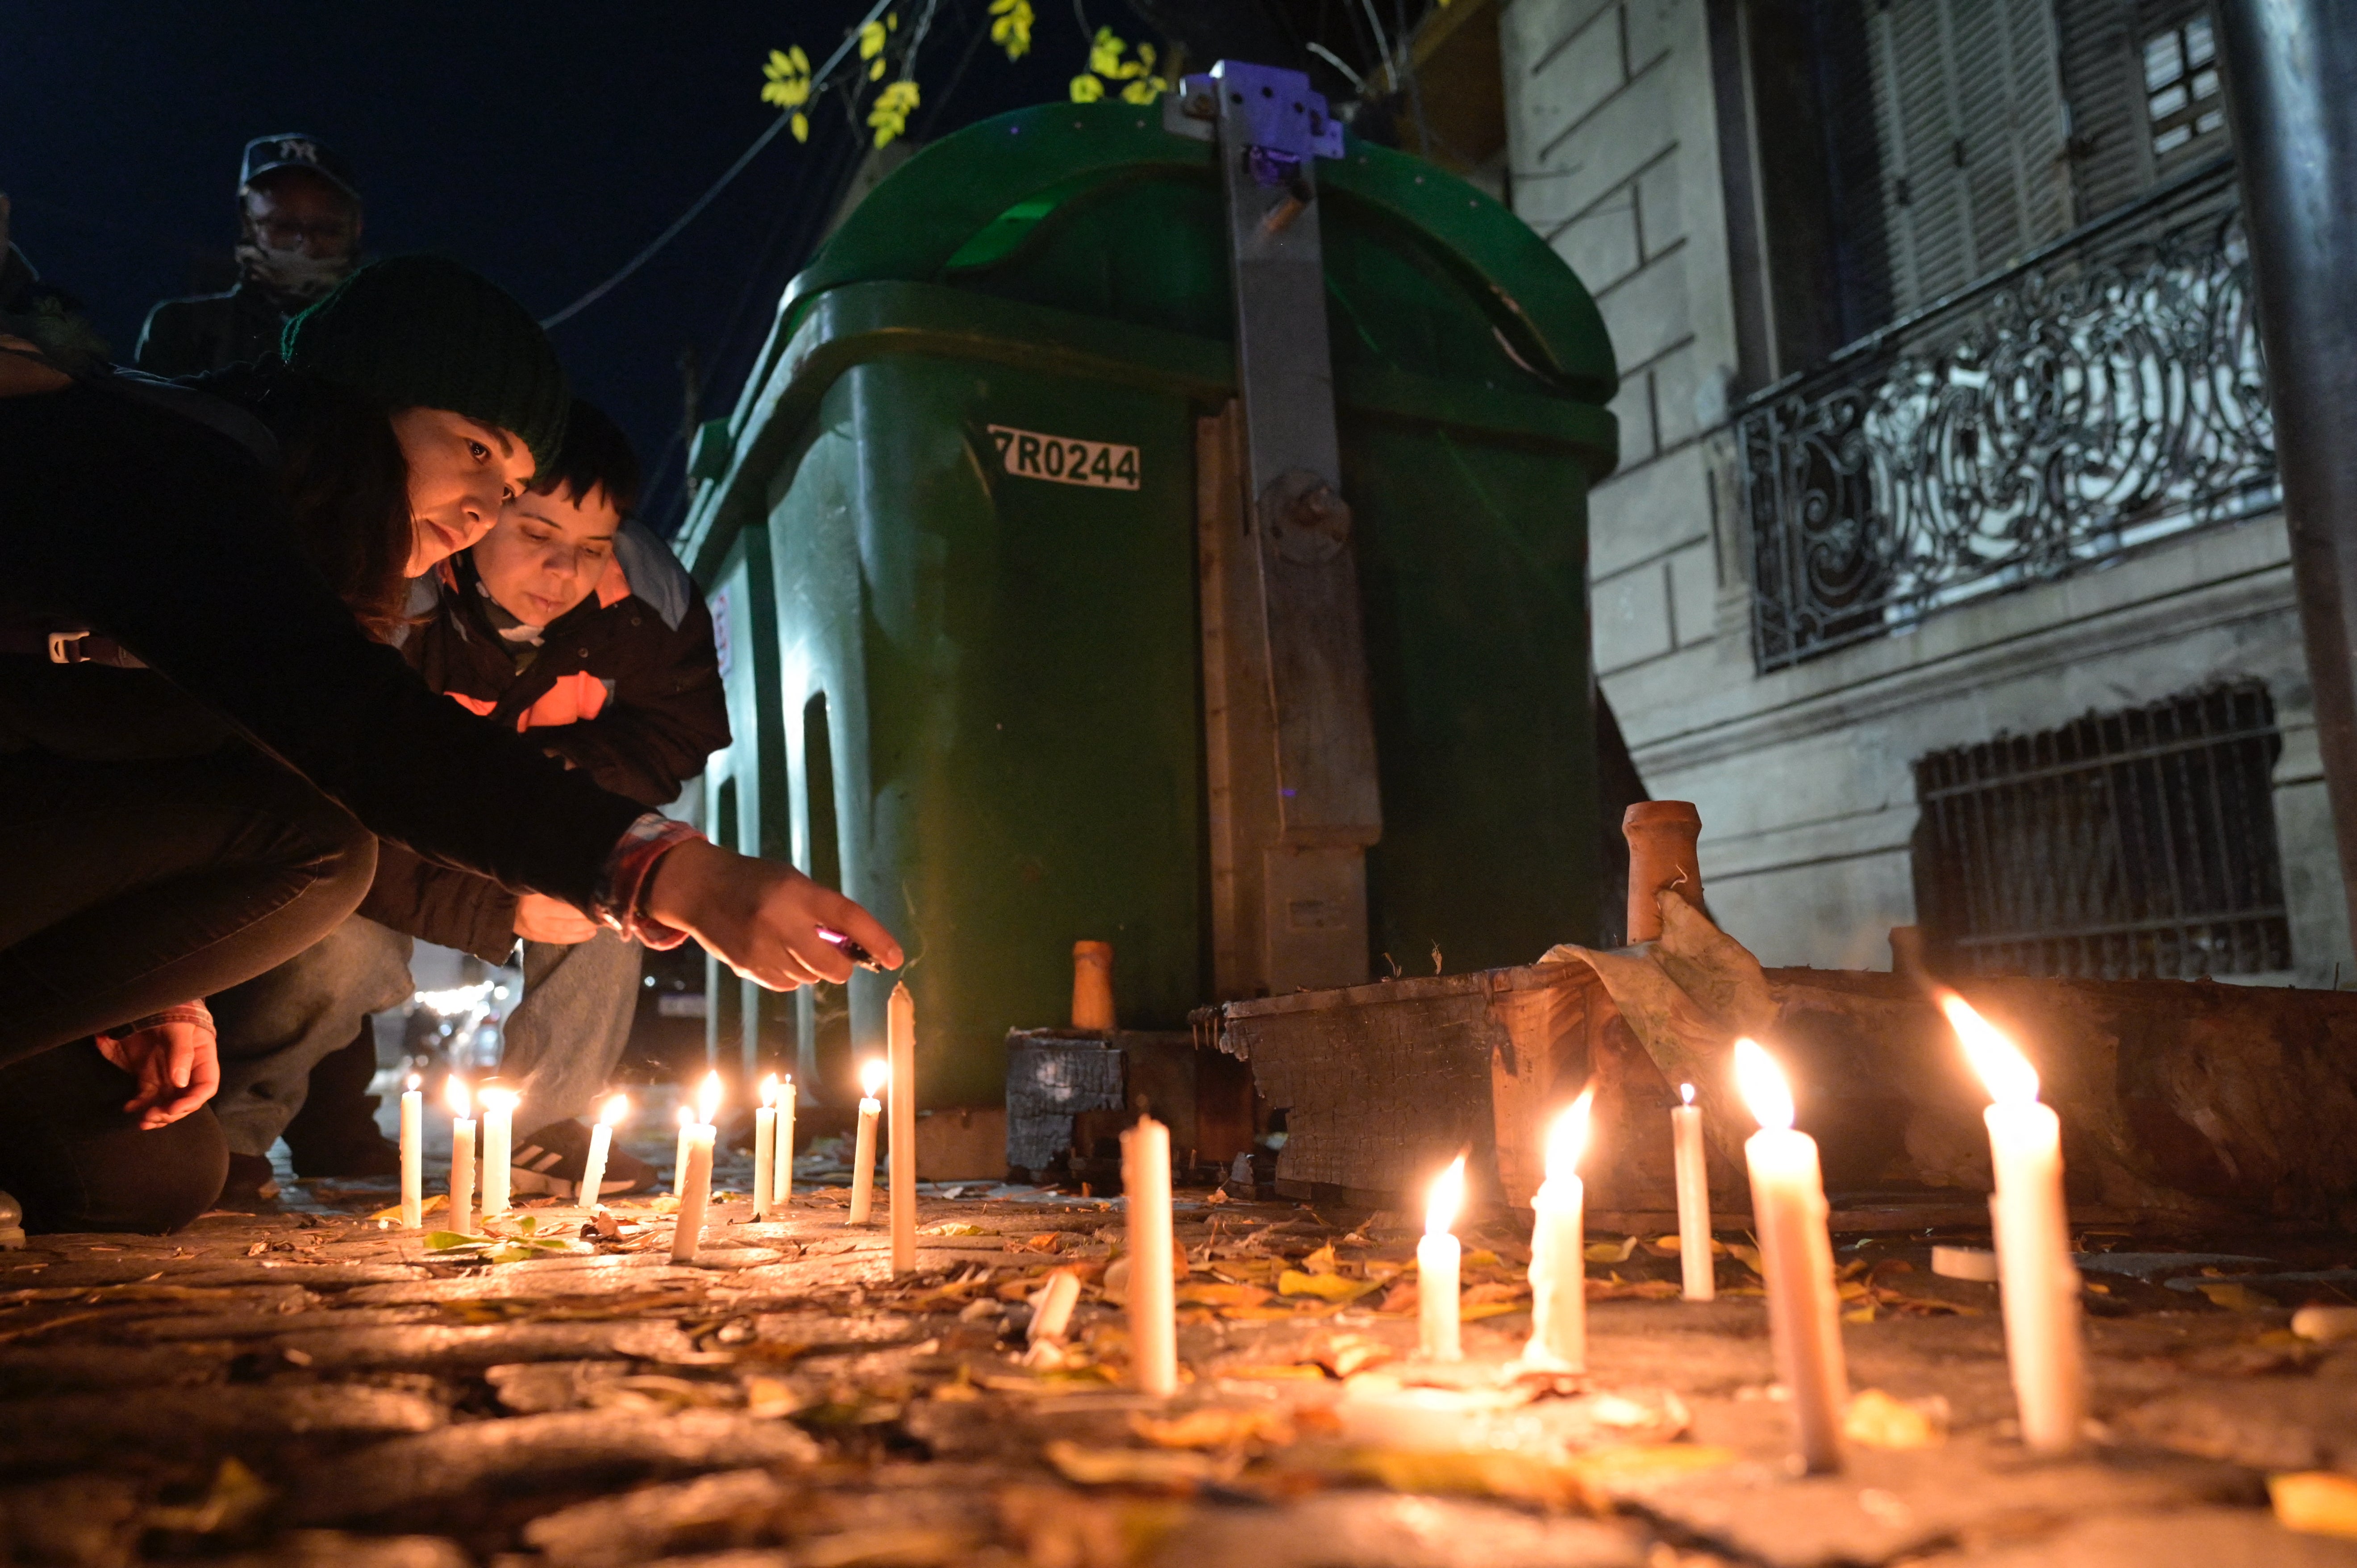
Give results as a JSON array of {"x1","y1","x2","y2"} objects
[
  {"x1": 406, "y1": 1072, "x2": 421, "y2": 1093},
  {"x1": 1424, "y1": 1154, "x2": 1466, "y2": 1238},
  {"x1": 677, "y1": 1105, "x2": 694, "y2": 1130},
  {"x1": 1938, "y1": 991, "x2": 2040, "y2": 1106},
  {"x1": 1545, "y1": 1088, "x2": 1595, "y2": 1183},
  {"x1": 1733, "y1": 1038, "x2": 1795, "y2": 1131},
  {"x1": 696, "y1": 1070, "x2": 723, "y2": 1126},
  {"x1": 598, "y1": 1093, "x2": 630, "y2": 1127},
  {"x1": 445, "y1": 1075, "x2": 471, "y2": 1118},
  {"x1": 860, "y1": 1058, "x2": 889, "y2": 1100},
  {"x1": 479, "y1": 1085, "x2": 519, "y2": 1114},
  {"x1": 1680, "y1": 1081, "x2": 1695, "y2": 1106},
  {"x1": 759, "y1": 1073, "x2": 780, "y2": 1109}
]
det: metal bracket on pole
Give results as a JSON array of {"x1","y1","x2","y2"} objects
[{"x1": 1179, "y1": 61, "x2": 1381, "y2": 998}]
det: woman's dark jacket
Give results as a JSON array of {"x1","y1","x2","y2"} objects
[
  {"x1": 0, "y1": 368, "x2": 645, "y2": 911},
  {"x1": 360, "y1": 525, "x2": 729, "y2": 960}
]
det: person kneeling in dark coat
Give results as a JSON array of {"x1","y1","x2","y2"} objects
[{"x1": 211, "y1": 401, "x2": 731, "y2": 1203}]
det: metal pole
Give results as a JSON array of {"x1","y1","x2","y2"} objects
[{"x1": 2216, "y1": 0, "x2": 2357, "y2": 947}]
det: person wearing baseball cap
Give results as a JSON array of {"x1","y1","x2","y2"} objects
[{"x1": 135, "y1": 133, "x2": 366, "y2": 378}]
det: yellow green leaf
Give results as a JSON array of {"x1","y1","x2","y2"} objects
[
  {"x1": 860, "y1": 19, "x2": 887, "y2": 57},
  {"x1": 1089, "y1": 25, "x2": 1126, "y2": 77},
  {"x1": 1070, "y1": 73, "x2": 1105, "y2": 103},
  {"x1": 988, "y1": 0, "x2": 1033, "y2": 60},
  {"x1": 790, "y1": 113, "x2": 809, "y2": 143},
  {"x1": 869, "y1": 57, "x2": 886, "y2": 80},
  {"x1": 1120, "y1": 76, "x2": 1164, "y2": 104}
]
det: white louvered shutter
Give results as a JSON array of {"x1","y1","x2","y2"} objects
[{"x1": 1870, "y1": 0, "x2": 2075, "y2": 312}]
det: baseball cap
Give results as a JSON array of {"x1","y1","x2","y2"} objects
[{"x1": 239, "y1": 134, "x2": 360, "y2": 201}]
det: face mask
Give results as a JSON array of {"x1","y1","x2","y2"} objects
[{"x1": 235, "y1": 238, "x2": 354, "y2": 305}]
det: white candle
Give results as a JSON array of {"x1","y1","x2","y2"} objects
[
  {"x1": 775, "y1": 1076, "x2": 796, "y2": 1206},
  {"x1": 673, "y1": 1104, "x2": 695, "y2": 1194},
  {"x1": 1523, "y1": 1089, "x2": 1593, "y2": 1371},
  {"x1": 1123, "y1": 1115, "x2": 1178, "y2": 1395},
  {"x1": 670, "y1": 1125, "x2": 716, "y2": 1262},
  {"x1": 1673, "y1": 1082, "x2": 1715, "y2": 1302},
  {"x1": 1941, "y1": 993, "x2": 2087, "y2": 1456},
  {"x1": 752, "y1": 1073, "x2": 779, "y2": 1221},
  {"x1": 847, "y1": 1058, "x2": 885, "y2": 1226},
  {"x1": 446, "y1": 1076, "x2": 475, "y2": 1236},
  {"x1": 670, "y1": 1073, "x2": 723, "y2": 1262},
  {"x1": 399, "y1": 1073, "x2": 423, "y2": 1229},
  {"x1": 479, "y1": 1086, "x2": 517, "y2": 1217},
  {"x1": 580, "y1": 1093, "x2": 628, "y2": 1210},
  {"x1": 888, "y1": 982, "x2": 917, "y2": 1277},
  {"x1": 1418, "y1": 1155, "x2": 1466, "y2": 1362},
  {"x1": 1735, "y1": 1039, "x2": 1847, "y2": 1474}
]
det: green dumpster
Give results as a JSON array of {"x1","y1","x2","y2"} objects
[{"x1": 677, "y1": 90, "x2": 1617, "y2": 1110}]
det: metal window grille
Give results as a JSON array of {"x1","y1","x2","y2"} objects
[
  {"x1": 1912, "y1": 682, "x2": 2289, "y2": 978},
  {"x1": 1740, "y1": 157, "x2": 2276, "y2": 672}
]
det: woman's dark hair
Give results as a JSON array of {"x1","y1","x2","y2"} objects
[{"x1": 218, "y1": 365, "x2": 413, "y2": 639}]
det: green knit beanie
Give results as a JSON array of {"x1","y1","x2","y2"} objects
[{"x1": 280, "y1": 254, "x2": 570, "y2": 472}]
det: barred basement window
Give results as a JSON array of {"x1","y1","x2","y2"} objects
[{"x1": 1912, "y1": 682, "x2": 2289, "y2": 979}]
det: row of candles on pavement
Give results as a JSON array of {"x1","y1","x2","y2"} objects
[
  {"x1": 389, "y1": 981, "x2": 2075, "y2": 1470},
  {"x1": 393, "y1": 982, "x2": 925, "y2": 1270},
  {"x1": 1463, "y1": 990, "x2": 2083, "y2": 1472}
]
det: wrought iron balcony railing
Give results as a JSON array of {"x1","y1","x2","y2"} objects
[{"x1": 1738, "y1": 157, "x2": 2276, "y2": 673}]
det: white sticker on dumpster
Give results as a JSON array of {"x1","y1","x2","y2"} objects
[{"x1": 988, "y1": 424, "x2": 1140, "y2": 490}]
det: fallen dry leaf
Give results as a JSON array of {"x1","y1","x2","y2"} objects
[
  {"x1": 1129, "y1": 1406, "x2": 1294, "y2": 1451},
  {"x1": 1311, "y1": 1332, "x2": 1393, "y2": 1378},
  {"x1": 1843, "y1": 1388, "x2": 1946, "y2": 1449},
  {"x1": 2274, "y1": 1472, "x2": 2357, "y2": 1539},
  {"x1": 1583, "y1": 1235, "x2": 1640, "y2": 1264},
  {"x1": 1176, "y1": 1281, "x2": 1271, "y2": 1308},
  {"x1": 1299, "y1": 1243, "x2": 1340, "y2": 1276},
  {"x1": 998, "y1": 1484, "x2": 1189, "y2": 1568},
  {"x1": 367, "y1": 1194, "x2": 448, "y2": 1224},
  {"x1": 1278, "y1": 1270, "x2": 1380, "y2": 1303},
  {"x1": 2195, "y1": 1281, "x2": 2277, "y2": 1313},
  {"x1": 1045, "y1": 1439, "x2": 1239, "y2": 1490}
]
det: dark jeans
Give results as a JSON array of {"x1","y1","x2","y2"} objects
[
  {"x1": 0, "y1": 740, "x2": 376, "y2": 1231},
  {"x1": 212, "y1": 921, "x2": 643, "y2": 1156}
]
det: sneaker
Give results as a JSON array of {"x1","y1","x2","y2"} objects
[
  {"x1": 219, "y1": 1152, "x2": 281, "y2": 1206},
  {"x1": 509, "y1": 1118, "x2": 657, "y2": 1199}
]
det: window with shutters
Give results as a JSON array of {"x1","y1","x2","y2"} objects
[
  {"x1": 1867, "y1": 0, "x2": 2078, "y2": 313},
  {"x1": 2142, "y1": 12, "x2": 2225, "y2": 158}
]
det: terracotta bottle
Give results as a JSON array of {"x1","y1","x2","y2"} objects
[{"x1": 1623, "y1": 801, "x2": 1703, "y2": 943}]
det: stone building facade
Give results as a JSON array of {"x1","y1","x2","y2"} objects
[{"x1": 1496, "y1": 0, "x2": 2350, "y2": 983}]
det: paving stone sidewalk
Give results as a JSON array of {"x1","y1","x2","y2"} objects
[{"x1": 2, "y1": 1169, "x2": 2353, "y2": 1567}]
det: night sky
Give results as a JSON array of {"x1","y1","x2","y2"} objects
[{"x1": 1, "y1": 3, "x2": 1100, "y2": 529}]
